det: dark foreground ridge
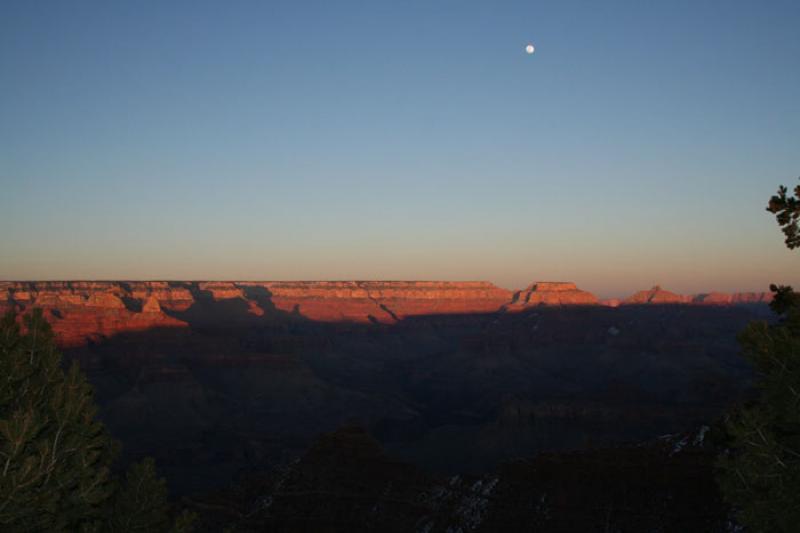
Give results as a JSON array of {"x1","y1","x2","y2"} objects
[{"x1": 187, "y1": 425, "x2": 728, "y2": 532}]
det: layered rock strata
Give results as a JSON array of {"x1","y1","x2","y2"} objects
[
  {"x1": 621, "y1": 286, "x2": 773, "y2": 306},
  {"x1": 0, "y1": 280, "x2": 773, "y2": 347},
  {"x1": 509, "y1": 282, "x2": 599, "y2": 306},
  {"x1": 623, "y1": 286, "x2": 688, "y2": 304},
  {"x1": 0, "y1": 281, "x2": 188, "y2": 347}
]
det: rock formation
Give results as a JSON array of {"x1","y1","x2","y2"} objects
[
  {"x1": 0, "y1": 281, "x2": 187, "y2": 347},
  {"x1": 0, "y1": 280, "x2": 773, "y2": 348},
  {"x1": 691, "y1": 291, "x2": 773, "y2": 305},
  {"x1": 509, "y1": 282, "x2": 599, "y2": 307},
  {"x1": 0, "y1": 280, "x2": 544, "y2": 346},
  {"x1": 621, "y1": 285, "x2": 772, "y2": 306},
  {"x1": 240, "y1": 281, "x2": 513, "y2": 323},
  {"x1": 622, "y1": 285, "x2": 688, "y2": 305}
]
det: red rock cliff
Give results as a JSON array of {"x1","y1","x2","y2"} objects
[
  {"x1": 509, "y1": 282, "x2": 599, "y2": 306},
  {"x1": 0, "y1": 281, "x2": 188, "y2": 348},
  {"x1": 1, "y1": 280, "x2": 524, "y2": 346},
  {"x1": 621, "y1": 285, "x2": 772, "y2": 306},
  {"x1": 622, "y1": 286, "x2": 688, "y2": 305},
  {"x1": 0, "y1": 280, "x2": 771, "y2": 348}
]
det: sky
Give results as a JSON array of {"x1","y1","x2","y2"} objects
[{"x1": 1, "y1": 1, "x2": 799, "y2": 298}]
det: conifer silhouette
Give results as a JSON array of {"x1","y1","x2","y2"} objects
[
  {"x1": 718, "y1": 180, "x2": 800, "y2": 531},
  {"x1": 0, "y1": 309, "x2": 194, "y2": 532}
]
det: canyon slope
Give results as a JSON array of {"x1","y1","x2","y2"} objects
[
  {"x1": 0, "y1": 280, "x2": 772, "y2": 348},
  {"x1": 0, "y1": 279, "x2": 772, "y2": 497}
]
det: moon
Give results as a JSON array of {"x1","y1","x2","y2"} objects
[{"x1": 525, "y1": 43, "x2": 535, "y2": 55}]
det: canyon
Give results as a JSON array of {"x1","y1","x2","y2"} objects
[
  {"x1": 0, "y1": 281, "x2": 773, "y2": 516},
  {"x1": 0, "y1": 280, "x2": 772, "y2": 348}
]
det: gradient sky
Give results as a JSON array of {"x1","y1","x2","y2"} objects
[{"x1": 1, "y1": 1, "x2": 799, "y2": 298}]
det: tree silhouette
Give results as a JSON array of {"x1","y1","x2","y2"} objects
[
  {"x1": 718, "y1": 180, "x2": 800, "y2": 531},
  {"x1": 0, "y1": 309, "x2": 194, "y2": 532},
  {"x1": 767, "y1": 178, "x2": 800, "y2": 249}
]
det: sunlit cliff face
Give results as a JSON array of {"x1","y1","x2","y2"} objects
[{"x1": 0, "y1": 280, "x2": 772, "y2": 348}]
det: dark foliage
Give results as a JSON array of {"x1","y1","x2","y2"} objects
[
  {"x1": 0, "y1": 310, "x2": 194, "y2": 532},
  {"x1": 717, "y1": 181, "x2": 800, "y2": 531},
  {"x1": 767, "y1": 178, "x2": 800, "y2": 249}
]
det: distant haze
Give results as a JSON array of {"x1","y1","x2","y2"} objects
[{"x1": 1, "y1": 1, "x2": 798, "y2": 299}]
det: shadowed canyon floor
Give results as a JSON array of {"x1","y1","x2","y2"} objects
[{"x1": 187, "y1": 425, "x2": 729, "y2": 532}]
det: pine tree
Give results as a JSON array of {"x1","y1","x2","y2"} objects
[
  {"x1": 718, "y1": 180, "x2": 800, "y2": 531},
  {"x1": 0, "y1": 309, "x2": 194, "y2": 532},
  {"x1": 767, "y1": 177, "x2": 800, "y2": 249},
  {"x1": 108, "y1": 458, "x2": 195, "y2": 533}
]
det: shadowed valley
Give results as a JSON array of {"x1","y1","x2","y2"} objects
[{"x1": 0, "y1": 282, "x2": 767, "y2": 511}]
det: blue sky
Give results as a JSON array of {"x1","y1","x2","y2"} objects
[{"x1": 1, "y1": 0, "x2": 798, "y2": 297}]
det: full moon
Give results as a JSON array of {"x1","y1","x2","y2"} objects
[{"x1": 525, "y1": 43, "x2": 535, "y2": 54}]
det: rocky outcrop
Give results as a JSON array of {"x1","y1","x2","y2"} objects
[
  {"x1": 691, "y1": 291, "x2": 773, "y2": 305},
  {"x1": 253, "y1": 281, "x2": 514, "y2": 322},
  {"x1": 623, "y1": 286, "x2": 689, "y2": 305},
  {"x1": 510, "y1": 282, "x2": 599, "y2": 307},
  {"x1": 621, "y1": 286, "x2": 773, "y2": 306},
  {"x1": 197, "y1": 282, "x2": 246, "y2": 301},
  {"x1": 0, "y1": 281, "x2": 188, "y2": 347}
]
